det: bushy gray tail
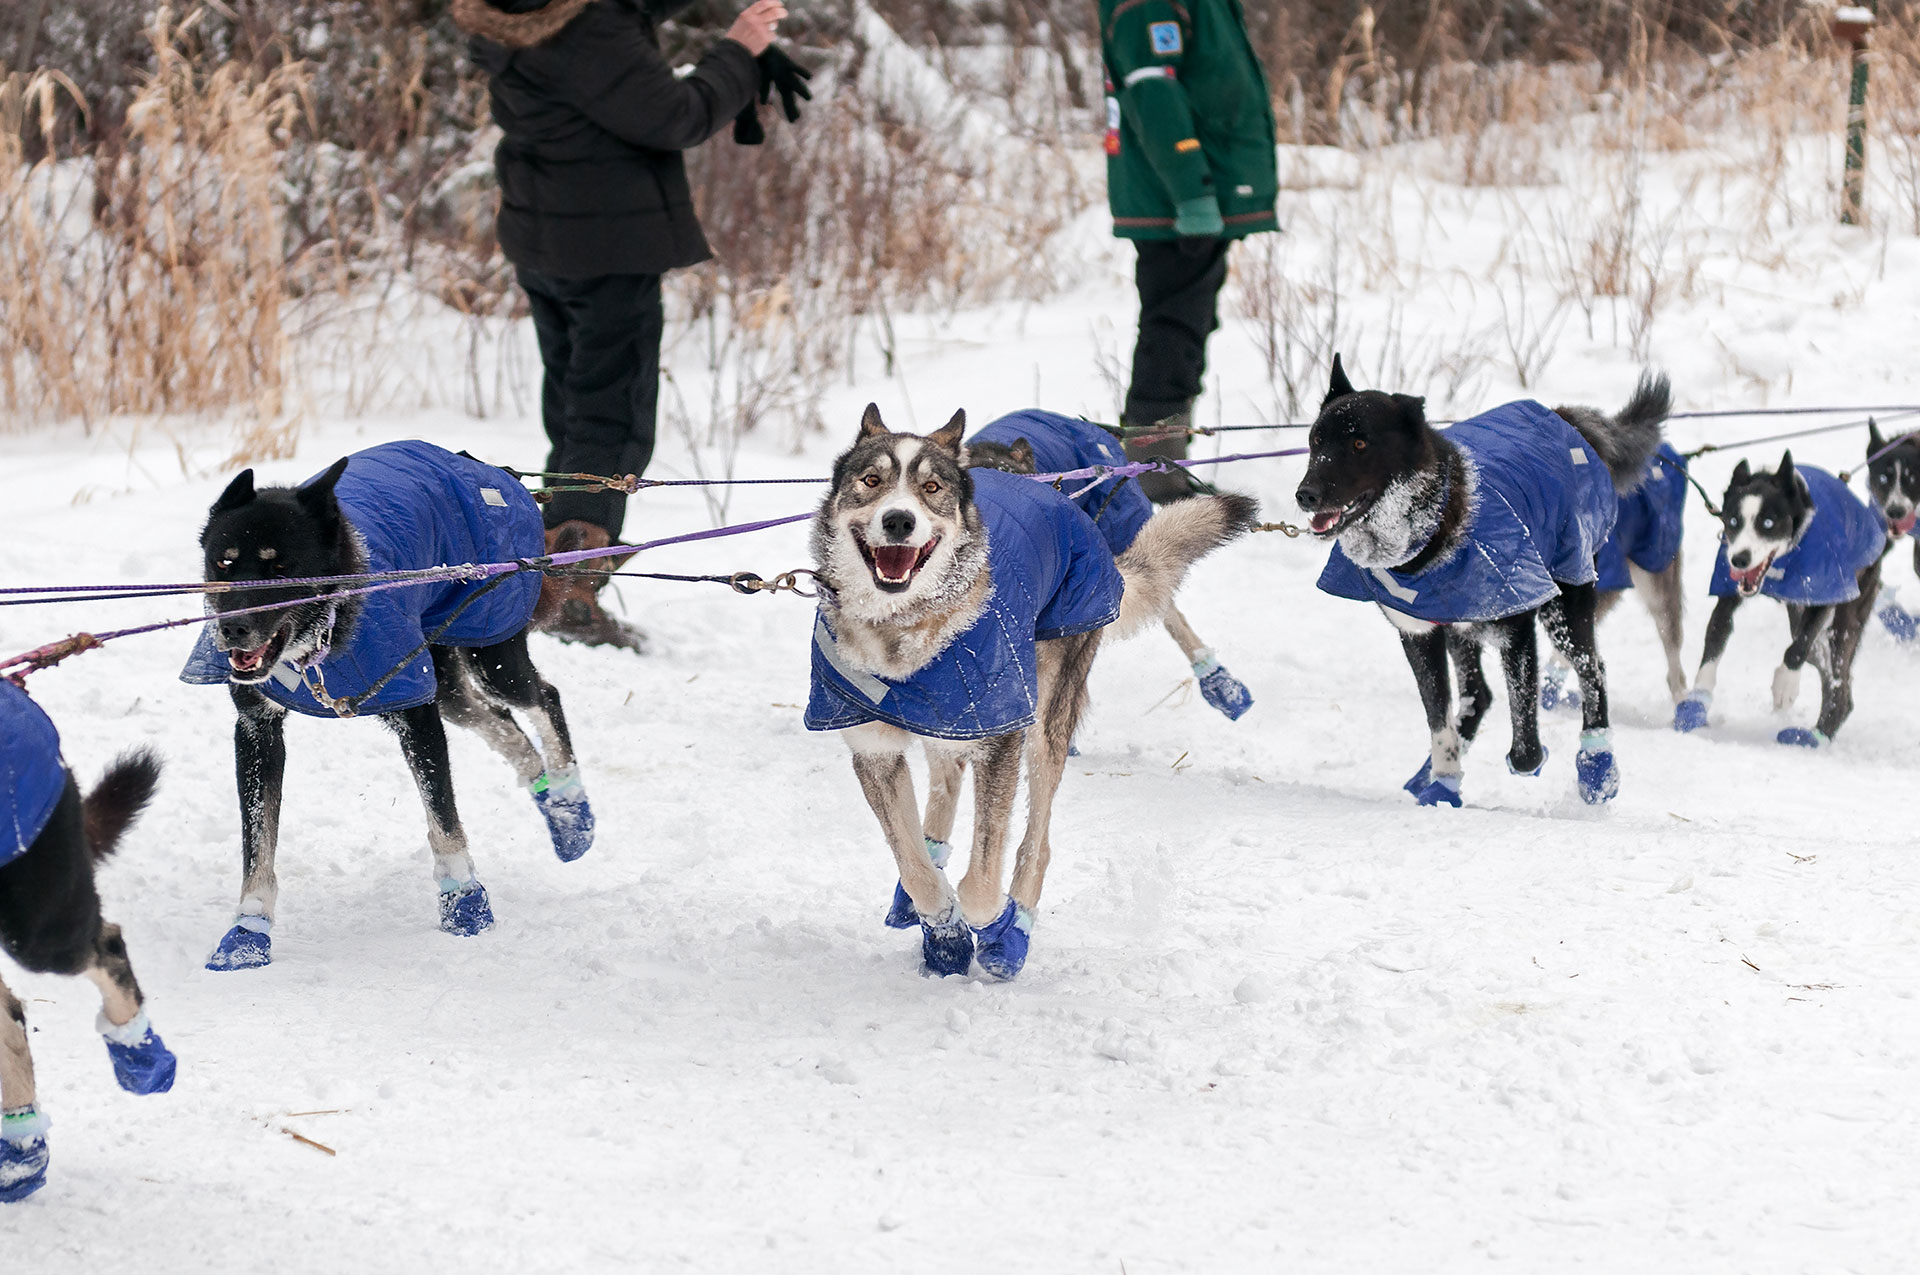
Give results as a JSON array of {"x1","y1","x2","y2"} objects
[
  {"x1": 83, "y1": 748, "x2": 161, "y2": 862},
  {"x1": 1555, "y1": 370, "x2": 1670, "y2": 493},
  {"x1": 1112, "y1": 493, "x2": 1260, "y2": 639}
]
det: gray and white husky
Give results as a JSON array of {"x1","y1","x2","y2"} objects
[{"x1": 809, "y1": 405, "x2": 1256, "y2": 979}]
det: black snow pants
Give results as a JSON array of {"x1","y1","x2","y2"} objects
[
  {"x1": 1123, "y1": 238, "x2": 1232, "y2": 428},
  {"x1": 517, "y1": 267, "x2": 663, "y2": 540}
]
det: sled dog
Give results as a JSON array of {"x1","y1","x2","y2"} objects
[
  {"x1": 1672, "y1": 451, "x2": 1887, "y2": 746},
  {"x1": 1863, "y1": 423, "x2": 1920, "y2": 641},
  {"x1": 1295, "y1": 356, "x2": 1669, "y2": 806},
  {"x1": 806, "y1": 405, "x2": 1256, "y2": 979},
  {"x1": 181, "y1": 441, "x2": 594, "y2": 969},
  {"x1": 2, "y1": 682, "x2": 172, "y2": 1203},
  {"x1": 966, "y1": 409, "x2": 1255, "y2": 720}
]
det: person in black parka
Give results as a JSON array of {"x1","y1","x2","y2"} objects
[{"x1": 452, "y1": 0, "x2": 804, "y2": 649}]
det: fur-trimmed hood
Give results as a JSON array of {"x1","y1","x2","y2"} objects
[{"x1": 450, "y1": 0, "x2": 600, "y2": 49}]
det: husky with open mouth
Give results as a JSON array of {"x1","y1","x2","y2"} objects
[
  {"x1": 807, "y1": 404, "x2": 1257, "y2": 980},
  {"x1": 1673, "y1": 450, "x2": 1889, "y2": 746},
  {"x1": 1296, "y1": 356, "x2": 1669, "y2": 807},
  {"x1": 180, "y1": 441, "x2": 595, "y2": 969}
]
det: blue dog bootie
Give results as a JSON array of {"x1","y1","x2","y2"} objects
[
  {"x1": 0, "y1": 1106, "x2": 50, "y2": 1204},
  {"x1": 1191, "y1": 649, "x2": 1254, "y2": 721},
  {"x1": 99, "y1": 1008, "x2": 177, "y2": 1095},
  {"x1": 438, "y1": 877, "x2": 495, "y2": 937},
  {"x1": 205, "y1": 913, "x2": 272, "y2": 972},
  {"x1": 1404, "y1": 756, "x2": 1462, "y2": 807},
  {"x1": 919, "y1": 902, "x2": 974, "y2": 978},
  {"x1": 1576, "y1": 731, "x2": 1620, "y2": 805},
  {"x1": 1880, "y1": 602, "x2": 1919, "y2": 644},
  {"x1": 1776, "y1": 726, "x2": 1829, "y2": 749},
  {"x1": 971, "y1": 898, "x2": 1034, "y2": 981},
  {"x1": 530, "y1": 766, "x2": 595, "y2": 863},
  {"x1": 1673, "y1": 691, "x2": 1711, "y2": 733},
  {"x1": 1539, "y1": 664, "x2": 1582, "y2": 713},
  {"x1": 886, "y1": 837, "x2": 950, "y2": 930}
]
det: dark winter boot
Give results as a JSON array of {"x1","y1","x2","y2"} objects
[
  {"x1": 1122, "y1": 404, "x2": 1202, "y2": 504},
  {"x1": 532, "y1": 520, "x2": 650, "y2": 653}
]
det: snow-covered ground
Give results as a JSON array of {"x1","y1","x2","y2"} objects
[{"x1": 5, "y1": 131, "x2": 1920, "y2": 1270}]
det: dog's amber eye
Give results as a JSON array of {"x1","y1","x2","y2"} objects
[
  {"x1": 862, "y1": 474, "x2": 882, "y2": 489},
  {"x1": 1351, "y1": 438, "x2": 1368, "y2": 452},
  {"x1": 922, "y1": 480, "x2": 940, "y2": 494}
]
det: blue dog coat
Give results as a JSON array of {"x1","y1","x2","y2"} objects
[
  {"x1": 1596, "y1": 443, "x2": 1688, "y2": 592},
  {"x1": 1708, "y1": 464, "x2": 1886, "y2": 605},
  {"x1": 1317, "y1": 400, "x2": 1618, "y2": 624},
  {"x1": 805, "y1": 468, "x2": 1125, "y2": 740},
  {"x1": 2, "y1": 681, "x2": 67, "y2": 866},
  {"x1": 967, "y1": 410, "x2": 1152, "y2": 557},
  {"x1": 181, "y1": 441, "x2": 544, "y2": 717}
]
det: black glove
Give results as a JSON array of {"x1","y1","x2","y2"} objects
[
  {"x1": 732, "y1": 98, "x2": 765, "y2": 146},
  {"x1": 757, "y1": 45, "x2": 812, "y2": 123}
]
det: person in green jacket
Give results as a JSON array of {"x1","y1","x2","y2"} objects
[{"x1": 1099, "y1": 0, "x2": 1278, "y2": 501}]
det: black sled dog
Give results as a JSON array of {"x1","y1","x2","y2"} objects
[
  {"x1": 1671, "y1": 451, "x2": 1888, "y2": 747},
  {"x1": 181, "y1": 441, "x2": 594, "y2": 969},
  {"x1": 806, "y1": 406, "x2": 1256, "y2": 980},
  {"x1": 2, "y1": 681, "x2": 172, "y2": 1203},
  {"x1": 1295, "y1": 356, "x2": 1670, "y2": 807}
]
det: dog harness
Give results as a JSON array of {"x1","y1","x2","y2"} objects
[
  {"x1": 1317, "y1": 399, "x2": 1618, "y2": 624},
  {"x1": 180, "y1": 441, "x2": 544, "y2": 717},
  {"x1": 1595, "y1": 443, "x2": 1688, "y2": 592},
  {"x1": 805, "y1": 468, "x2": 1126, "y2": 740},
  {"x1": 1, "y1": 681, "x2": 67, "y2": 866},
  {"x1": 968, "y1": 410, "x2": 1152, "y2": 557},
  {"x1": 1708, "y1": 464, "x2": 1887, "y2": 605}
]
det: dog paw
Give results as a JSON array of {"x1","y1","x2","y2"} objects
[
  {"x1": 1195, "y1": 661, "x2": 1254, "y2": 721},
  {"x1": 1880, "y1": 603, "x2": 1919, "y2": 644},
  {"x1": 0, "y1": 1110, "x2": 50, "y2": 1204},
  {"x1": 438, "y1": 879, "x2": 495, "y2": 937},
  {"x1": 971, "y1": 898, "x2": 1033, "y2": 981},
  {"x1": 531, "y1": 767, "x2": 595, "y2": 863},
  {"x1": 1507, "y1": 745, "x2": 1548, "y2": 777},
  {"x1": 205, "y1": 918, "x2": 272, "y2": 971},
  {"x1": 1412, "y1": 774, "x2": 1462, "y2": 808},
  {"x1": 99, "y1": 1010, "x2": 177, "y2": 1096},
  {"x1": 918, "y1": 904, "x2": 974, "y2": 978},
  {"x1": 885, "y1": 838, "x2": 952, "y2": 929},
  {"x1": 1776, "y1": 727, "x2": 1828, "y2": 749},
  {"x1": 1576, "y1": 738, "x2": 1619, "y2": 805},
  {"x1": 1673, "y1": 692, "x2": 1711, "y2": 733},
  {"x1": 1771, "y1": 664, "x2": 1802, "y2": 711}
]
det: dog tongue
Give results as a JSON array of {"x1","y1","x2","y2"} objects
[
  {"x1": 871, "y1": 545, "x2": 920, "y2": 581},
  {"x1": 1897, "y1": 512, "x2": 1917, "y2": 536},
  {"x1": 1310, "y1": 509, "x2": 1342, "y2": 534}
]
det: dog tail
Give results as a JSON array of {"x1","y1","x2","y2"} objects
[
  {"x1": 1111, "y1": 492, "x2": 1260, "y2": 639},
  {"x1": 1558, "y1": 371, "x2": 1671, "y2": 493},
  {"x1": 83, "y1": 748, "x2": 162, "y2": 863}
]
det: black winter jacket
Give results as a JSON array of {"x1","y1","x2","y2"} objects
[{"x1": 452, "y1": 0, "x2": 759, "y2": 276}]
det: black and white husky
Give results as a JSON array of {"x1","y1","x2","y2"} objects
[
  {"x1": 185, "y1": 442, "x2": 593, "y2": 969},
  {"x1": 1673, "y1": 451, "x2": 1888, "y2": 746},
  {"x1": 2, "y1": 683, "x2": 171, "y2": 1203},
  {"x1": 1864, "y1": 422, "x2": 1920, "y2": 641},
  {"x1": 806, "y1": 405, "x2": 1256, "y2": 980},
  {"x1": 1295, "y1": 357, "x2": 1668, "y2": 806}
]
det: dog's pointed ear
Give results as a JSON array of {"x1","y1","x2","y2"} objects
[
  {"x1": 926, "y1": 410, "x2": 966, "y2": 453},
  {"x1": 212, "y1": 468, "x2": 256, "y2": 514},
  {"x1": 1869, "y1": 419, "x2": 1886, "y2": 455},
  {"x1": 1778, "y1": 449, "x2": 1795, "y2": 482},
  {"x1": 1392, "y1": 393, "x2": 1428, "y2": 430},
  {"x1": 297, "y1": 457, "x2": 351, "y2": 514},
  {"x1": 1011, "y1": 438, "x2": 1035, "y2": 471},
  {"x1": 859, "y1": 403, "x2": 889, "y2": 440},
  {"x1": 1731, "y1": 458, "x2": 1750, "y2": 486},
  {"x1": 1324, "y1": 353, "x2": 1356, "y2": 407}
]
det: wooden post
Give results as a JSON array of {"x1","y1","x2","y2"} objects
[{"x1": 1833, "y1": 4, "x2": 1876, "y2": 227}]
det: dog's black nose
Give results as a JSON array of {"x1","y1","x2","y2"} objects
[
  {"x1": 880, "y1": 510, "x2": 916, "y2": 541},
  {"x1": 219, "y1": 621, "x2": 252, "y2": 646},
  {"x1": 1295, "y1": 484, "x2": 1322, "y2": 512},
  {"x1": 1728, "y1": 549, "x2": 1750, "y2": 569}
]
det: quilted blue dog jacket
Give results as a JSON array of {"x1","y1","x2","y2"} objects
[
  {"x1": 1596, "y1": 443, "x2": 1688, "y2": 592},
  {"x1": 806, "y1": 468, "x2": 1125, "y2": 740},
  {"x1": 968, "y1": 410, "x2": 1152, "y2": 557}
]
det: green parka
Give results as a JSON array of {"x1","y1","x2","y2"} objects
[{"x1": 1099, "y1": 0, "x2": 1279, "y2": 240}]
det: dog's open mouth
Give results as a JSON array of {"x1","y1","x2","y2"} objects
[
  {"x1": 225, "y1": 623, "x2": 291, "y2": 680},
  {"x1": 1730, "y1": 551, "x2": 1776, "y2": 597},
  {"x1": 857, "y1": 532, "x2": 940, "y2": 593},
  {"x1": 1308, "y1": 495, "x2": 1372, "y2": 539},
  {"x1": 1892, "y1": 510, "x2": 1917, "y2": 537}
]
